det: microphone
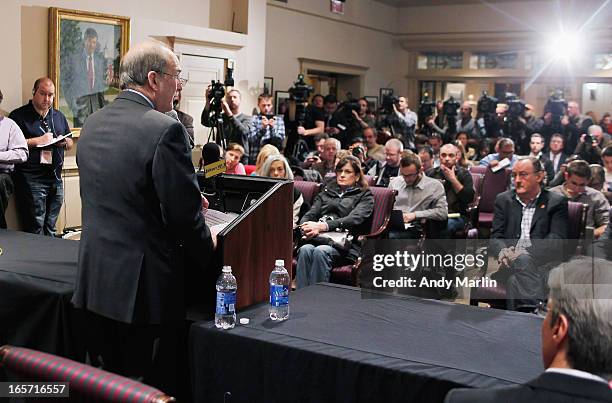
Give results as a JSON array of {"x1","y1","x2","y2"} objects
[{"x1": 202, "y1": 142, "x2": 223, "y2": 166}]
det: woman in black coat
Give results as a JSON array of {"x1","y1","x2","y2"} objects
[{"x1": 295, "y1": 156, "x2": 374, "y2": 288}]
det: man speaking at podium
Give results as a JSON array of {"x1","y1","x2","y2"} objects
[{"x1": 73, "y1": 41, "x2": 214, "y2": 397}]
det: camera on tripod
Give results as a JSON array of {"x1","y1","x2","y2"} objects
[
  {"x1": 544, "y1": 90, "x2": 567, "y2": 118},
  {"x1": 289, "y1": 74, "x2": 313, "y2": 104},
  {"x1": 477, "y1": 91, "x2": 498, "y2": 115},
  {"x1": 207, "y1": 81, "x2": 226, "y2": 112},
  {"x1": 505, "y1": 92, "x2": 526, "y2": 119},
  {"x1": 418, "y1": 95, "x2": 437, "y2": 123},
  {"x1": 381, "y1": 92, "x2": 399, "y2": 115},
  {"x1": 442, "y1": 96, "x2": 460, "y2": 117}
]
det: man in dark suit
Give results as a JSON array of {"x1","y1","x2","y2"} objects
[
  {"x1": 72, "y1": 41, "x2": 214, "y2": 397},
  {"x1": 63, "y1": 28, "x2": 109, "y2": 127},
  {"x1": 446, "y1": 256, "x2": 612, "y2": 403},
  {"x1": 547, "y1": 133, "x2": 568, "y2": 175},
  {"x1": 489, "y1": 156, "x2": 568, "y2": 311}
]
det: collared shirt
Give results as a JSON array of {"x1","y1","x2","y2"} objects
[
  {"x1": 247, "y1": 114, "x2": 285, "y2": 164},
  {"x1": 545, "y1": 368, "x2": 609, "y2": 385},
  {"x1": 8, "y1": 101, "x2": 70, "y2": 182},
  {"x1": 0, "y1": 116, "x2": 28, "y2": 172},
  {"x1": 389, "y1": 174, "x2": 448, "y2": 221},
  {"x1": 125, "y1": 89, "x2": 154, "y2": 109},
  {"x1": 550, "y1": 185, "x2": 610, "y2": 230},
  {"x1": 548, "y1": 151, "x2": 562, "y2": 173},
  {"x1": 515, "y1": 192, "x2": 540, "y2": 249},
  {"x1": 396, "y1": 109, "x2": 418, "y2": 129}
]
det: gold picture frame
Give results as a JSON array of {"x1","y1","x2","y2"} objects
[{"x1": 49, "y1": 8, "x2": 130, "y2": 133}]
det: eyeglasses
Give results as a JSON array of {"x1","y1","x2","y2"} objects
[{"x1": 159, "y1": 71, "x2": 188, "y2": 86}]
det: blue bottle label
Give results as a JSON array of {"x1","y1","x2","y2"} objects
[
  {"x1": 216, "y1": 291, "x2": 236, "y2": 315},
  {"x1": 270, "y1": 284, "x2": 289, "y2": 307}
]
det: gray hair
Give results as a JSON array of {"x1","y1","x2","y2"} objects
[
  {"x1": 588, "y1": 125, "x2": 603, "y2": 135},
  {"x1": 547, "y1": 257, "x2": 612, "y2": 377},
  {"x1": 324, "y1": 137, "x2": 341, "y2": 150},
  {"x1": 119, "y1": 41, "x2": 176, "y2": 89},
  {"x1": 385, "y1": 138, "x2": 404, "y2": 152},
  {"x1": 261, "y1": 154, "x2": 294, "y2": 180}
]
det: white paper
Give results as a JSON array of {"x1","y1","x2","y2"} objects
[{"x1": 36, "y1": 132, "x2": 73, "y2": 148}]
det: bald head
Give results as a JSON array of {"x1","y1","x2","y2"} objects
[
  {"x1": 440, "y1": 143, "x2": 459, "y2": 169},
  {"x1": 31, "y1": 77, "x2": 55, "y2": 116}
]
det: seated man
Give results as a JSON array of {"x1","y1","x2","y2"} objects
[
  {"x1": 311, "y1": 137, "x2": 340, "y2": 178},
  {"x1": 369, "y1": 138, "x2": 403, "y2": 187},
  {"x1": 426, "y1": 144, "x2": 474, "y2": 236},
  {"x1": 490, "y1": 156, "x2": 568, "y2": 311},
  {"x1": 446, "y1": 256, "x2": 612, "y2": 403},
  {"x1": 550, "y1": 160, "x2": 610, "y2": 239},
  {"x1": 527, "y1": 133, "x2": 555, "y2": 184},
  {"x1": 479, "y1": 137, "x2": 519, "y2": 169},
  {"x1": 388, "y1": 153, "x2": 447, "y2": 239}
]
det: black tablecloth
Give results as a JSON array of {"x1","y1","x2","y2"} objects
[
  {"x1": 190, "y1": 283, "x2": 543, "y2": 403},
  {"x1": 0, "y1": 230, "x2": 81, "y2": 358}
]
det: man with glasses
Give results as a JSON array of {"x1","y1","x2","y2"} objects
[
  {"x1": 73, "y1": 41, "x2": 214, "y2": 398},
  {"x1": 479, "y1": 137, "x2": 519, "y2": 169},
  {"x1": 550, "y1": 160, "x2": 609, "y2": 239},
  {"x1": 388, "y1": 152, "x2": 447, "y2": 239},
  {"x1": 490, "y1": 156, "x2": 568, "y2": 311},
  {"x1": 370, "y1": 138, "x2": 403, "y2": 187}
]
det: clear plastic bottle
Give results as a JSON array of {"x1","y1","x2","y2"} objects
[
  {"x1": 269, "y1": 259, "x2": 290, "y2": 321},
  {"x1": 215, "y1": 266, "x2": 237, "y2": 329}
]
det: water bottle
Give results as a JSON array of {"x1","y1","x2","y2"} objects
[
  {"x1": 215, "y1": 266, "x2": 237, "y2": 329},
  {"x1": 269, "y1": 259, "x2": 290, "y2": 321}
]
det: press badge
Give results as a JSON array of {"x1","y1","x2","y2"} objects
[{"x1": 40, "y1": 150, "x2": 52, "y2": 164}]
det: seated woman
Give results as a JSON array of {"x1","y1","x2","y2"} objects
[
  {"x1": 261, "y1": 154, "x2": 304, "y2": 225},
  {"x1": 253, "y1": 144, "x2": 280, "y2": 176},
  {"x1": 295, "y1": 156, "x2": 374, "y2": 288},
  {"x1": 225, "y1": 143, "x2": 246, "y2": 175}
]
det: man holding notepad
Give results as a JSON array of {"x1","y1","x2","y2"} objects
[{"x1": 9, "y1": 77, "x2": 73, "y2": 236}]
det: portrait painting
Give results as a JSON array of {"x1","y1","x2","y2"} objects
[{"x1": 49, "y1": 8, "x2": 130, "y2": 130}]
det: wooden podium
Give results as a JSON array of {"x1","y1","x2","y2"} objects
[{"x1": 189, "y1": 174, "x2": 294, "y2": 317}]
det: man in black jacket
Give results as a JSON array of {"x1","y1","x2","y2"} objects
[
  {"x1": 490, "y1": 156, "x2": 568, "y2": 311},
  {"x1": 73, "y1": 41, "x2": 214, "y2": 397},
  {"x1": 446, "y1": 256, "x2": 612, "y2": 403}
]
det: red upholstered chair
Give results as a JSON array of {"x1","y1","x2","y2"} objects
[
  {"x1": 472, "y1": 166, "x2": 512, "y2": 235},
  {"x1": 330, "y1": 187, "x2": 396, "y2": 286},
  {"x1": 468, "y1": 165, "x2": 488, "y2": 175},
  {"x1": 244, "y1": 164, "x2": 257, "y2": 175},
  {"x1": 364, "y1": 175, "x2": 376, "y2": 187},
  {"x1": 293, "y1": 180, "x2": 322, "y2": 206},
  {"x1": 469, "y1": 201, "x2": 588, "y2": 309},
  {"x1": 455, "y1": 172, "x2": 484, "y2": 238},
  {"x1": 0, "y1": 345, "x2": 175, "y2": 403}
]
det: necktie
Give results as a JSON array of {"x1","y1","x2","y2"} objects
[{"x1": 87, "y1": 56, "x2": 94, "y2": 91}]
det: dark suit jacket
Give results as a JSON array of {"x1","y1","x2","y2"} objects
[
  {"x1": 445, "y1": 372, "x2": 612, "y2": 403},
  {"x1": 73, "y1": 91, "x2": 213, "y2": 325},
  {"x1": 490, "y1": 189, "x2": 568, "y2": 264}
]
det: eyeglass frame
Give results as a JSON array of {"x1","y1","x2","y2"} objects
[{"x1": 158, "y1": 70, "x2": 188, "y2": 86}]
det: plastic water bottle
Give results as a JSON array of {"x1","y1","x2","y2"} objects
[
  {"x1": 269, "y1": 259, "x2": 290, "y2": 321},
  {"x1": 215, "y1": 266, "x2": 237, "y2": 329}
]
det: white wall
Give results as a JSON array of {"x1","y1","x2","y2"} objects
[{"x1": 265, "y1": 0, "x2": 409, "y2": 101}]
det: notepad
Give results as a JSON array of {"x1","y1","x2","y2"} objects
[{"x1": 36, "y1": 132, "x2": 73, "y2": 148}]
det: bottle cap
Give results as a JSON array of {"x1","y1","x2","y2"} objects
[
  {"x1": 275, "y1": 259, "x2": 284, "y2": 266},
  {"x1": 222, "y1": 266, "x2": 232, "y2": 273},
  {"x1": 239, "y1": 318, "x2": 250, "y2": 325}
]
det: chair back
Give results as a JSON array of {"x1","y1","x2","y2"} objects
[
  {"x1": 469, "y1": 165, "x2": 488, "y2": 175},
  {"x1": 364, "y1": 175, "x2": 376, "y2": 187},
  {"x1": 0, "y1": 345, "x2": 175, "y2": 403},
  {"x1": 294, "y1": 181, "x2": 321, "y2": 206},
  {"x1": 469, "y1": 172, "x2": 484, "y2": 209},
  {"x1": 567, "y1": 201, "x2": 588, "y2": 242},
  {"x1": 367, "y1": 187, "x2": 396, "y2": 237},
  {"x1": 479, "y1": 168, "x2": 511, "y2": 214}
]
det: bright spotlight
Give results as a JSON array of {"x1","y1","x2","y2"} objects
[{"x1": 545, "y1": 31, "x2": 584, "y2": 62}]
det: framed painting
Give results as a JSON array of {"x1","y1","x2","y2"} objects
[
  {"x1": 49, "y1": 8, "x2": 130, "y2": 132},
  {"x1": 264, "y1": 77, "x2": 274, "y2": 96},
  {"x1": 365, "y1": 96, "x2": 378, "y2": 112},
  {"x1": 275, "y1": 91, "x2": 290, "y2": 115}
]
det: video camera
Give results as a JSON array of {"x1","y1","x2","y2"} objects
[
  {"x1": 381, "y1": 93, "x2": 399, "y2": 115},
  {"x1": 289, "y1": 74, "x2": 313, "y2": 104},
  {"x1": 206, "y1": 65, "x2": 235, "y2": 113},
  {"x1": 442, "y1": 96, "x2": 460, "y2": 117},
  {"x1": 544, "y1": 90, "x2": 567, "y2": 117},
  {"x1": 477, "y1": 91, "x2": 498, "y2": 115},
  {"x1": 505, "y1": 92, "x2": 526, "y2": 119},
  {"x1": 418, "y1": 95, "x2": 437, "y2": 123}
]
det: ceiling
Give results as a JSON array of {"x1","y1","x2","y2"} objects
[{"x1": 373, "y1": 0, "x2": 544, "y2": 6}]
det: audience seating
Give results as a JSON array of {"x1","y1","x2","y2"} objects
[
  {"x1": 454, "y1": 172, "x2": 484, "y2": 238},
  {"x1": 469, "y1": 201, "x2": 588, "y2": 309},
  {"x1": 469, "y1": 166, "x2": 512, "y2": 235},
  {"x1": 294, "y1": 180, "x2": 322, "y2": 206},
  {"x1": 330, "y1": 187, "x2": 396, "y2": 286},
  {"x1": 0, "y1": 345, "x2": 175, "y2": 402}
]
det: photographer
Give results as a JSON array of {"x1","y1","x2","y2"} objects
[
  {"x1": 574, "y1": 125, "x2": 611, "y2": 165},
  {"x1": 563, "y1": 101, "x2": 593, "y2": 153},
  {"x1": 427, "y1": 101, "x2": 476, "y2": 142},
  {"x1": 247, "y1": 94, "x2": 285, "y2": 164},
  {"x1": 352, "y1": 98, "x2": 376, "y2": 129},
  {"x1": 201, "y1": 87, "x2": 252, "y2": 156}
]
